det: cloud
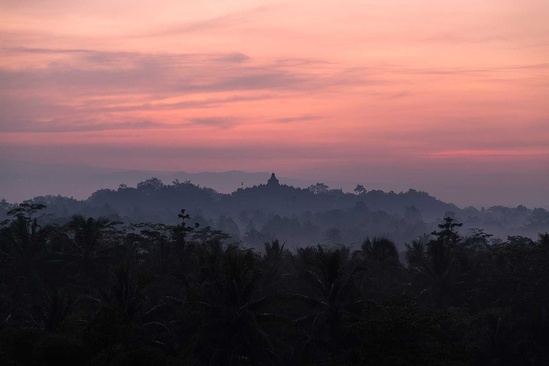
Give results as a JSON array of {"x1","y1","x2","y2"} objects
[
  {"x1": 132, "y1": 5, "x2": 274, "y2": 38},
  {"x1": 212, "y1": 52, "x2": 249, "y2": 63},
  {"x1": 2, "y1": 47, "x2": 93, "y2": 54},
  {"x1": 383, "y1": 91, "x2": 410, "y2": 99},
  {"x1": 272, "y1": 114, "x2": 323, "y2": 124},
  {"x1": 1, "y1": 116, "x2": 246, "y2": 133},
  {"x1": 275, "y1": 58, "x2": 336, "y2": 67},
  {"x1": 0, "y1": 47, "x2": 370, "y2": 134},
  {"x1": 184, "y1": 72, "x2": 310, "y2": 92},
  {"x1": 0, "y1": 47, "x2": 334, "y2": 95},
  {"x1": 139, "y1": 12, "x2": 243, "y2": 37},
  {"x1": 0, "y1": 118, "x2": 171, "y2": 133},
  {"x1": 397, "y1": 63, "x2": 549, "y2": 77},
  {"x1": 72, "y1": 94, "x2": 275, "y2": 114},
  {"x1": 431, "y1": 149, "x2": 549, "y2": 158},
  {"x1": 189, "y1": 117, "x2": 239, "y2": 129}
]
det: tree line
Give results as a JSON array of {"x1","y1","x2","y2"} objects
[
  {"x1": 1, "y1": 203, "x2": 548, "y2": 365},
  {"x1": 2, "y1": 177, "x2": 548, "y2": 250}
]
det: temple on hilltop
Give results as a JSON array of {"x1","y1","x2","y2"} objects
[{"x1": 267, "y1": 172, "x2": 280, "y2": 186}]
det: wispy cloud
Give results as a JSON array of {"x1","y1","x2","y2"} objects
[
  {"x1": 0, "y1": 48, "x2": 339, "y2": 94},
  {"x1": 431, "y1": 149, "x2": 549, "y2": 158},
  {"x1": 397, "y1": 63, "x2": 549, "y2": 77},
  {"x1": 1, "y1": 116, "x2": 249, "y2": 133},
  {"x1": 0, "y1": 47, "x2": 368, "y2": 134},
  {"x1": 72, "y1": 94, "x2": 275, "y2": 114},
  {"x1": 0, "y1": 118, "x2": 172, "y2": 133},
  {"x1": 212, "y1": 52, "x2": 250, "y2": 63},
  {"x1": 272, "y1": 114, "x2": 323, "y2": 124},
  {"x1": 130, "y1": 5, "x2": 275, "y2": 38},
  {"x1": 189, "y1": 117, "x2": 240, "y2": 129}
]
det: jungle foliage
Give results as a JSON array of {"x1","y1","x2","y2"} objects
[{"x1": 1, "y1": 204, "x2": 548, "y2": 365}]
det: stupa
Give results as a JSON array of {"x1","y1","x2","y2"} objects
[{"x1": 267, "y1": 172, "x2": 280, "y2": 186}]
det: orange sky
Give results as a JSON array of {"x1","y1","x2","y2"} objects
[{"x1": 1, "y1": 0, "x2": 548, "y2": 207}]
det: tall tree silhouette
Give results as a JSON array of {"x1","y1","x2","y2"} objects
[
  {"x1": 294, "y1": 245, "x2": 359, "y2": 363},
  {"x1": 185, "y1": 244, "x2": 285, "y2": 365},
  {"x1": 0, "y1": 204, "x2": 56, "y2": 328},
  {"x1": 62, "y1": 215, "x2": 119, "y2": 284},
  {"x1": 406, "y1": 218, "x2": 468, "y2": 307},
  {"x1": 355, "y1": 237, "x2": 401, "y2": 299}
]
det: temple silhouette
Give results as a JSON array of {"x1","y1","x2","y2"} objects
[{"x1": 267, "y1": 172, "x2": 280, "y2": 186}]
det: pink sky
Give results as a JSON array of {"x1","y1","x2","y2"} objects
[{"x1": 1, "y1": 0, "x2": 548, "y2": 207}]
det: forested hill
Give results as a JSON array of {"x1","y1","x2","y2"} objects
[{"x1": 1, "y1": 176, "x2": 548, "y2": 249}]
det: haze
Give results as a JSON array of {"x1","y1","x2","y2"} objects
[{"x1": 1, "y1": 0, "x2": 548, "y2": 207}]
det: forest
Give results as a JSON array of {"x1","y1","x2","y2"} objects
[
  {"x1": 1, "y1": 197, "x2": 548, "y2": 365},
  {"x1": 1, "y1": 176, "x2": 547, "y2": 251}
]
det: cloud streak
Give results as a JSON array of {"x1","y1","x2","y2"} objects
[
  {"x1": 0, "y1": 48, "x2": 342, "y2": 95},
  {"x1": 0, "y1": 47, "x2": 373, "y2": 133}
]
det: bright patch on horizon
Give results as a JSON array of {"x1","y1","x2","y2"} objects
[{"x1": 431, "y1": 149, "x2": 549, "y2": 158}]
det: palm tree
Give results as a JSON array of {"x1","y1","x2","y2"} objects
[
  {"x1": 538, "y1": 232, "x2": 549, "y2": 247},
  {"x1": 145, "y1": 242, "x2": 287, "y2": 365},
  {"x1": 100, "y1": 262, "x2": 149, "y2": 320},
  {"x1": 61, "y1": 215, "x2": 120, "y2": 284},
  {"x1": 405, "y1": 218, "x2": 470, "y2": 307},
  {"x1": 0, "y1": 204, "x2": 54, "y2": 328},
  {"x1": 405, "y1": 235, "x2": 428, "y2": 271},
  {"x1": 127, "y1": 222, "x2": 172, "y2": 275},
  {"x1": 1, "y1": 204, "x2": 51, "y2": 273},
  {"x1": 188, "y1": 244, "x2": 286, "y2": 365},
  {"x1": 359, "y1": 237, "x2": 399, "y2": 265},
  {"x1": 293, "y1": 245, "x2": 360, "y2": 363},
  {"x1": 354, "y1": 237, "x2": 402, "y2": 299},
  {"x1": 261, "y1": 240, "x2": 293, "y2": 293}
]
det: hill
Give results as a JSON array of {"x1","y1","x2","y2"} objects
[{"x1": 2, "y1": 174, "x2": 548, "y2": 250}]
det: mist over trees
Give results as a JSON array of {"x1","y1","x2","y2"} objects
[{"x1": 2, "y1": 175, "x2": 546, "y2": 251}]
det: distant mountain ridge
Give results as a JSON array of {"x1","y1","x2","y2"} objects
[{"x1": 0, "y1": 160, "x2": 353, "y2": 202}]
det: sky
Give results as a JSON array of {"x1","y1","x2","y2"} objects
[{"x1": 1, "y1": 0, "x2": 548, "y2": 207}]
